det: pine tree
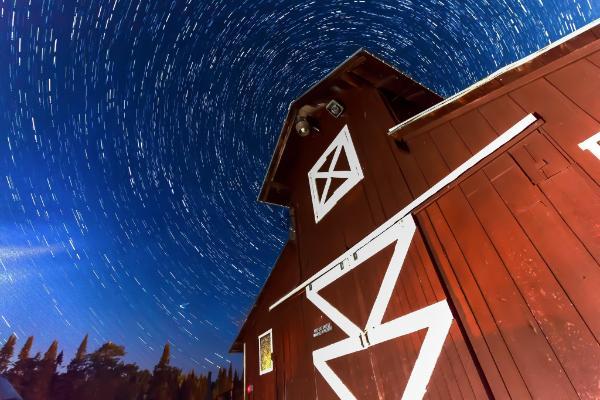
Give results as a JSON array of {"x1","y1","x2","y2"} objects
[
  {"x1": 147, "y1": 342, "x2": 181, "y2": 400},
  {"x1": 233, "y1": 370, "x2": 243, "y2": 400},
  {"x1": 8, "y1": 336, "x2": 34, "y2": 394},
  {"x1": 59, "y1": 334, "x2": 89, "y2": 400},
  {"x1": 0, "y1": 334, "x2": 17, "y2": 374},
  {"x1": 76, "y1": 341, "x2": 127, "y2": 399},
  {"x1": 29, "y1": 340, "x2": 59, "y2": 400},
  {"x1": 195, "y1": 373, "x2": 209, "y2": 400},
  {"x1": 17, "y1": 336, "x2": 33, "y2": 361},
  {"x1": 158, "y1": 342, "x2": 170, "y2": 367},
  {"x1": 227, "y1": 363, "x2": 233, "y2": 390},
  {"x1": 68, "y1": 334, "x2": 88, "y2": 373},
  {"x1": 213, "y1": 366, "x2": 233, "y2": 398},
  {"x1": 178, "y1": 371, "x2": 198, "y2": 400},
  {"x1": 205, "y1": 371, "x2": 212, "y2": 400},
  {"x1": 44, "y1": 340, "x2": 59, "y2": 362}
]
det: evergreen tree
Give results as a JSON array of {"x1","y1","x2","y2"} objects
[
  {"x1": 233, "y1": 370, "x2": 243, "y2": 400},
  {"x1": 193, "y1": 373, "x2": 209, "y2": 400},
  {"x1": 68, "y1": 334, "x2": 88, "y2": 374},
  {"x1": 8, "y1": 336, "x2": 34, "y2": 394},
  {"x1": 215, "y1": 365, "x2": 235, "y2": 399},
  {"x1": 57, "y1": 350, "x2": 64, "y2": 366},
  {"x1": 178, "y1": 371, "x2": 198, "y2": 400},
  {"x1": 44, "y1": 340, "x2": 59, "y2": 362},
  {"x1": 28, "y1": 340, "x2": 59, "y2": 400},
  {"x1": 57, "y1": 334, "x2": 89, "y2": 400},
  {"x1": 0, "y1": 334, "x2": 17, "y2": 374},
  {"x1": 158, "y1": 342, "x2": 170, "y2": 367},
  {"x1": 147, "y1": 342, "x2": 181, "y2": 400},
  {"x1": 213, "y1": 367, "x2": 224, "y2": 397},
  {"x1": 205, "y1": 371, "x2": 212, "y2": 400},
  {"x1": 227, "y1": 363, "x2": 233, "y2": 390},
  {"x1": 77, "y1": 341, "x2": 127, "y2": 399},
  {"x1": 0, "y1": 332, "x2": 242, "y2": 400}
]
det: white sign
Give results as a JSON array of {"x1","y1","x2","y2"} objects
[{"x1": 313, "y1": 322, "x2": 333, "y2": 338}]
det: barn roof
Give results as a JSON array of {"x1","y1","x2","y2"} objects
[
  {"x1": 387, "y1": 18, "x2": 600, "y2": 138},
  {"x1": 259, "y1": 19, "x2": 600, "y2": 208},
  {"x1": 258, "y1": 49, "x2": 442, "y2": 207}
]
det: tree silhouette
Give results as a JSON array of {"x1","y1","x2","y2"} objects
[
  {"x1": 24, "y1": 340, "x2": 59, "y2": 400},
  {"x1": 205, "y1": 371, "x2": 212, "y2": 400},
  {"x1": 158, "y1": 343, "x2": 170, "y2": 367},
  {"x1": 147, "y1": 343, "x2": 181, "y2": 400},
  {"x1": 0, "y1": 333, "x2": 17, "y2": 374},
  {"x1": 178, "y1": 371, "x2": 198, "y2": 400},
  {"x1": 8, "y1": 335, "x2": 34, "y2": 394},
  {"x1": 72, "y1": 334, "x2": 88, "y2": 367},
  {"x1": 0, "y1": 334, "x2": 242, "y2": 400},
  {"x1": 55, "y1": 334, "x2": 89, "y2": 400}
]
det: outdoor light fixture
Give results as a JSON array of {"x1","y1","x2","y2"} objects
[
  {"x1": 295, "y1": 116, "x2": 312, "y2": 137},
  {"x1": 326, "y1": 99, "x2": 344, "y2": 118}
]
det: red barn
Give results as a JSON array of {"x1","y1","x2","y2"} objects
[{"x1": 231, "y1": 20, "x2": 600, "y2": 400}]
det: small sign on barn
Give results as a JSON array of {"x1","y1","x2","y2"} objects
[{"x1": 231, "y1": 19, "x2": 600, "y2": 400}]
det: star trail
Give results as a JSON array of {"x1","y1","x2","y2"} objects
[{"x1": 0, "y1": 0, "x2": 596, "y2": 373}]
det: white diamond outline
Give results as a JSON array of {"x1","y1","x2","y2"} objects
[
  {"x1": 308, "y1": 125, "x2": 364, "y2": 223},
  {"x1": 306, "y1": 215, "x2": 454, "y2": 400}
]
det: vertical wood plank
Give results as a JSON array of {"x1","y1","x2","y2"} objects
[
  {"x1": 450, "y1": 109, "x2": 499, "y2": 154},
  {"x1": 546, "y1": 59, "x2": 600, "y2": 122},
  {"x1": 478, "y1": 95, "x2": 527, "y2": 134},
  {"x1": 352, "y1": 89, "x2": 415, "y2": 218},
  {"x1": 437, "y1": 187, "x2": 578, "y2": 399},
  {"x1": 461, "y1": 169, "x2": 600, "y2": 399},
  {"x1": 485, "y1": 153, "x2": 600, "y2": 340},
  {"x1": 428, "y1": 122, "x2": 473, "y2": 169},
  {"x1": 411, "y1": 234, "x2": 481, "y2": 400},
  {"x1": 537, "y1": 166, "x2": 600, "y2": 264},
  {"x1": 420, "y1": 206, "x2": 527, "y2": 399},
  {"x1": 587, "y1": 49, "x2": 600, "y2": 67}
]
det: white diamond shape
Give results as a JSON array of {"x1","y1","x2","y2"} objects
[
  {"x1": 308, "y1": 125, "x2": 364, "y2": 223},
  {"x1": 307, "y1": 215, "x2": 453, "y2": 399}
]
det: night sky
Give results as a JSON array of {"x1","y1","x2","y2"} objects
[{"x1": 0, "y1": 0, "x2": 597, "y2": 374}]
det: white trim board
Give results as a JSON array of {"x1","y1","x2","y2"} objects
[
  {"x1": 270, "y1": 113, "x2": 538, "y2": 311},
  {"x1": 243, "y1": 342, "x2": 247, "y2": 400},
  {"x1": 388, "y1": 18, "x2": 599, "y2": 135}
]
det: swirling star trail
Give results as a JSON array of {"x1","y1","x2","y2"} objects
[{"x1": 0, "y1": 0, "x2": 596, "y2": 373}]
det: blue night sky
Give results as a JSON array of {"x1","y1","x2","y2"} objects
[{"x1": 0, "y1": 0, "x2": 597, "y2": 374}]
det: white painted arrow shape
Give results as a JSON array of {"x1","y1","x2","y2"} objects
[{"x1": 307, "y1": 216, "x2": 453, "y2": 400}]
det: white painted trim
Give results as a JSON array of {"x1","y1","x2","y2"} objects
[
  {"x1": 243, "y1": 342, "x2": 247, "y2": 400},
  {"x1": 270, "y1": 113, "x2": 538, "y2": 311},
  {"x1": 308, "y1": 125, "x2": 364, "y2": 223},
  {"x1": 388, "y1": 18, "x2": 599, "y2": 135},
  {"x1": 258, "y1": 328, "x2": 274, "y2": 375},
  {"x1": 308, "y1": 215, "x2": 453, "y2": 399}
]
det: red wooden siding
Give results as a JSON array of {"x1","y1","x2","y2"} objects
[
  {"x1": 409, "y1": 42, "x2": 600, "y2": 398},
  {"x1": 234, "y1": 30, "x2": 600, "y2": 400}
]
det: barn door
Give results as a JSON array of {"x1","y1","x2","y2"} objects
[{"x1": 305, "y1": 215, "x2": 491, "y2": 399}]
